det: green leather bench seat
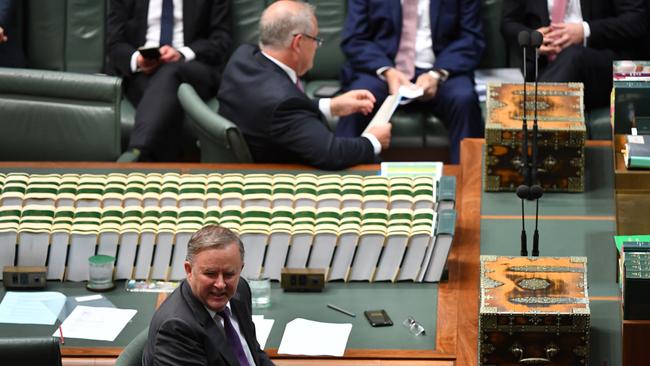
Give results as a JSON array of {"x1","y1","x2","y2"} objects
[{"x1": 0, "y1": 68, "x2": 122, "y2": 161}]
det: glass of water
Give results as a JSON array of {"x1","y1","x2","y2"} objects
[{"x1": 247, "y1": 277, "x2": 271, "y2": 308}]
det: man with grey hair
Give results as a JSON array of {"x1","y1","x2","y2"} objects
[
  {"x1": 143, "y1": 225, "x2": 274, "y2": 366},
  {"x1": 217, "y1": 0, "x2": 391, "y2": 170}
]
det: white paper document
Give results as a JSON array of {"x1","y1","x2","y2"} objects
[
  {"x1": 0, "y1": 291, "x2": 66, "y2": 325},
  {"x1": 252, "y1": 314, "x2": 275, "y2": 349},
  {"x1": 53, "y1": 305, "x2": 137, "y2": 342},
  {"x1": 278, "y1": 318, "x2": 352, "y2": 356}
]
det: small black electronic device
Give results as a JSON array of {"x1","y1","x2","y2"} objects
[
  {"x1": 138, "y1": 46, "x2": 161, "y2": 60},
  {"x1": 313, "y1": 85, "x2": 341, "y2": 98},
  {"x1": 3, "y1": 266, "x2": 47, "y2": 289},
  {"x1": 364, "y1": 309, "x2": 393, "y2": 327}
]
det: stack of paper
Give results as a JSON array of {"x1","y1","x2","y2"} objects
[{"x1": 278, "y1": 318, "x2": 352, "y2": 357}]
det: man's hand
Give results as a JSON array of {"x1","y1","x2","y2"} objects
[
  {"x1": 136, "y1": 55, "x2": 161, "y2": 75},
  {"x1": 0, "y1": 27, "x2": 7, "y2": 43},
  {"x1": 415, "y1": 73, "x2": 439, "y2": 101},
  {"x1": 365, "y1": 122, "x2": 392, "y2": 150},
  {"x1": 330, "y1": 90, "x2": 376, "y2": 117},
  {"x1": 537, "y1": 26, "x2": 560, "y2": 56},
  {"x1": 546, "y1": 23, "x2": 584, "y2": 52},
  {"x1": 383, "y1": 67, "x2": 414, "y2": 95},
  {"x1": 159, "y1": 45, "x2": 183, "y2": 63}
]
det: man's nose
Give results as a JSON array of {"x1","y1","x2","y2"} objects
[{"x1": 213, "y1": 275, "x2": 226, "y2": 289}]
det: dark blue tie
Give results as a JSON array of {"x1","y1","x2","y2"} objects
[
  {"x1": 217, "y1": 308, "x2": 251, "y2": 366},
  {"x1": 159, "y1": 0, "x2": 174, "y2": 46}
]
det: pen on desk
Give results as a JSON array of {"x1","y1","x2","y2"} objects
[
  {"x1": 59, "y1": 325, "x2": 65, "y2": 344},
  {"x1": 327, "y1": 303, "x2": 356, "y2": 317}
]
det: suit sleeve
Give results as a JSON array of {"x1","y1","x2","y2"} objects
[
  {"x1": 185, "y1": 0, "x2": 232, "y2": 67},
  {"x1": 107, "y1": 0, "x2": 136, "y2": 77},
  {"x1": 432, "y1": 0, "x2": 486, "y2": 75},
  {"x1": 500, "y1": 0, "x2": 531, "y2": 48},
  {"x1": 587, "y1": 0, "x2": 646, "y2": 49},
  {"x1": 341, "y1": 0, "x2": 396, "y2": 74},
  {"x1": 271, "y1": 97, "x2": 377, "y2": 170},
  {"x1": 151, "y1": 318, "x2": 209, "y2": 366}
]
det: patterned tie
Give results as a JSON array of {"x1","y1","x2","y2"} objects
[
  {"x1": 548, "y1": 0, "x2": 567, "y2": 61},
  {"x1": 159, "y1": 0, "x2": 174, "y2": 46},
  {"x1": 394, "y1": 0, "x2": 418, "y2": 80},
  {"x1": 217, "y1": 308, "x2": 251, "y2": 366}
]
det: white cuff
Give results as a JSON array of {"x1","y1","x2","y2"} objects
[
  {"x1": 362, "y1": 133, "x2": 382, "y2": 155},
  {"x1": 319, "y1": 98, "x2": 333, "y2": 120},
  {"x1": 130, "y1": 51, "x2": 139, "y2": 73},
  {"x1": 582, "y1": 21, "x2": 590, "y2": 46},
  {"x1": 178, "y1": 46, "x2": 196, "y2": 62},
  {"x1": 376, "y1": 66, "x2": 391, "y2": 81}
]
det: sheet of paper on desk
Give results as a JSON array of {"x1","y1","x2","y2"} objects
[
  {"x1": 278, "y1": 318, "x2": 352, "y2": 356},
  {"x1": 252, "y1": 315, "x2": 274, "y2": 348},
  {"x1": 0, "y1": 291, "x2": 66, "y2": 325},
  {"x1": 53, "y1": 305, "x2": 137, "y2": 342}
]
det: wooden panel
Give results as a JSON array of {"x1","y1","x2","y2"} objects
[{"x1": 623, "y1": 320, "x2": 650, "y2": 366}]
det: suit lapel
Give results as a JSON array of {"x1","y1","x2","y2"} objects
[
  {"x1": 230, "y1": 298, "x2": 259, "y2": 366},
  {"x1": 579, "y1": 0, "x2": 590, "y2": 21},
  {"x1": 180, "y1": 281, "x2": 240, "y2": 366},
  {"x1": 429, "y1": 0, "x2": 441, "y2": 39}
]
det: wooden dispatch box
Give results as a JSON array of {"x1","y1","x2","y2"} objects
[
  {"x1": 479, "y1": 256, "x2": 590, "y2": 366},
  {"x1": 484, "y1": 82, "x2": 586, "y2": 192}
]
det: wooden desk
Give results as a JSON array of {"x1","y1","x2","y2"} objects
[{"x1": 0, "y1": 161, "x2": 480, "y2": 366}]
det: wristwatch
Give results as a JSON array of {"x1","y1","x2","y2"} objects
[{"x1": 428, "y1": 68, "x2": 449, "y2": 84}]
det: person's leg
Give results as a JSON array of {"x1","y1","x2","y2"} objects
[
  {"x1": 127, "y1": 61, "x2": 217, "y2": 161},
  {"x1": 336, "y1": 72, "x2": 389, "y2": 137},
  {"x1": 431, "y1": 74, "x2": 483, "y2": 163},
  {"x1": 539, "y1": 45, "x2": 616, "y2": 109}
]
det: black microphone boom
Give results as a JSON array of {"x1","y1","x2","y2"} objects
[
  {"x1": 529, "y1": 30, "x2": 544, "y2": 257},
  {"x1": 516, "y1": 185, "x2": 530, "y2": 256},
  {"x1": 517, "y1": 30, "x2": 530, "y2": 187}
]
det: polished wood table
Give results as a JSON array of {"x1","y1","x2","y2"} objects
[{"x1": 0, "y1": 157, "x2": 479, "y2": 366}]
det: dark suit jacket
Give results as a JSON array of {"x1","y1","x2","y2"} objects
[
  {"x1": 340, "y1": 0, "x2": 485, "y2": 81},
  {"x1": 217, "y1": 44, "x2": 377, "y2": 170},
  {"x1": 142, "y1": 279, "x2": 274, "y2": 366},
  {"x1": 106, "y1": 0, "x2": 232, "y2": 77},
  {"x1": 0, "y1": 0, "x2": 26, "y2": 68},
  {"x1": 501, "y1": 0, "x2": 647, "y2": 58}
]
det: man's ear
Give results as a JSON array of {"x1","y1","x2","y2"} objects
[{"x1": 184, "y1": 261, "x2": 192, "y2": 276}]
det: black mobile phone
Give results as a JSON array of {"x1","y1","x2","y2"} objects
[
  {"x1": 313, "y1": 85, "x2": 341, "y2": 98},
  {"x1": 364, "y1": 309, "x2": 393, "y2": 327},
  {"x1": 138, "y1": 46, "x2": 161, "y2": 60}
]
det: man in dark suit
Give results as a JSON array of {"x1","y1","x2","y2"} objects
[
  {"x1": 337, "y1": 0, "x2": 486, "y2": 164},
  {"x1": 0, "y1": 0, "x2": 26, "y2": 68},
  {"x1": 143, "y1": 225, "x2": 274, "y2": 366},
  {"x1": 501, "y1": 0, "x2": 647, "y2": 110},
  {"x1": 217, "y1": 0, "x2": 391, "y2": 170},
  {"x1": 107, "y1": 0, "x2": 232, "y2": 161}
]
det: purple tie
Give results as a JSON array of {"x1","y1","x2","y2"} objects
[
  {"x1": 296, "y1": 78, "x2": 304, "y2": 92},
  {"x1": 217, "y1": 308, "x2": 251, "y2": 366},
  {"x1": 395, "y1": 0, "x2": 418, "y2": 80}
]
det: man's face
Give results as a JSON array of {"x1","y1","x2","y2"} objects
[
  {"x1": 297, "y1": 18, "x2": 319, "y2": 76},
  {"x1": 184, "y1": 243, "x2": 243, "y2": 312}
]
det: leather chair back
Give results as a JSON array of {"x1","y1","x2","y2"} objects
[
  {"x1": 0, "y1": 67, "x2": 122, "y2": 161},
  {"x1": 178, "y1": 83, "x2": 253, "y2": 163},
  {"x1": 114, "y1": 327, "x2": 148, "y2": 366},
  {"x1": 0, "y1": 337, "x2": 63, "y2": 366}
]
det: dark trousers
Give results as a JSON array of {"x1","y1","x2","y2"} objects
[
  {"x1": 530, "y1": 45, "x2": 616, "y2": 110},
  {"x1": 336, "y1": 70, "x2": 483, "y2": 163},
  {"x1": 124, "y1": 60, "x2": 218, "y2": 161}
]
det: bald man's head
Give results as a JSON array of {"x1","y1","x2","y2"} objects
[{"x1": 259, "y1": 0, "x2": 316, "y2": 51}]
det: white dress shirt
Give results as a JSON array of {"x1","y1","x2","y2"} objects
[{"x1": 130, "y1": 0, "x2": 196, "y2": 72}]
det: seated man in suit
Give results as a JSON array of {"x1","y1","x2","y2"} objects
[
  {"x1": 107, "y1": 0, "x2": 232, "y2": 161},
  {"x1": 217, "y1": 0, "x2": 391, "y2": 170},
  {"x1": 0, "y1": 0, "x2": 26, "y2": 67},
  {"x1": 501, "y1": 0, "x2": 647, "y2": 110},
  {"x1": 337, "y1": 0, "x2": 486, "y2": 164},
  {"x1": 143, "y1": 225, "x2": 274, "y2": 366}
]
